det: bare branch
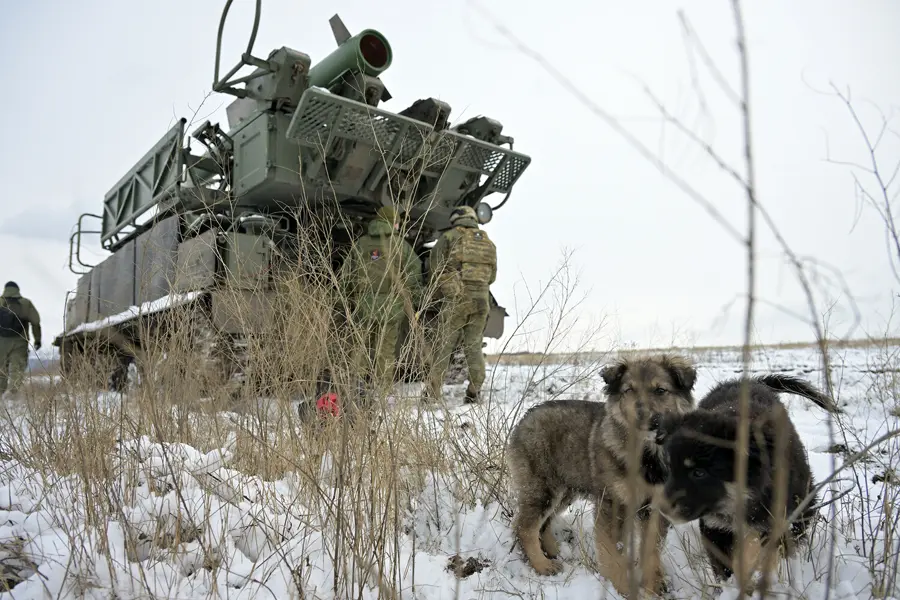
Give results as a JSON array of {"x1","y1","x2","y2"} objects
[
  {"x1": 640, "y1": 83, "x2": 748, "y2": 188},
  {"x1": 824, "y1": 83, "x2": 900, "y2": 285},
  {"x1": 677, "y1": 10, "x2": 742, "y2": 108},
  {"x1": 465, "y1": 0, "x2": 745, "y2": 244},
  {"x1": 729, "y1": 2, "x2": 757, "y2": 594}
]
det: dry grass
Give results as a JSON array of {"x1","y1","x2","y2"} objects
[
  {"x1": 6, "y1": 210, "x2": 900, "y2": 599},
  {"x1": 5, "y1": 283, "x2": 900, "y2": 598},
  {"x1": 0, "y1": 212, "x2": 628, "y2": 599}
]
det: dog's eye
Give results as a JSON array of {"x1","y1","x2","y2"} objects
[
  {"x1": 654, "y1": 387, "x2": 667, "y2": 395},
  {"x1": 690, "y1": 468, "x2": 708, "y2": 480},
  {"x1": 622, "y1": 386, "x2": 633, "y2": 393}
]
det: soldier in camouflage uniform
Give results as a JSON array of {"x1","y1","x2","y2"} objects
[
  {"x1": 340, "y1": 206, "x2": 423, "y2": 390},
  {"x1": 0, "y1": 282, "x2": 41, "y2": 398},
  {"x1": 428, "y1": 206, "x2": 497, "y2": 403}
]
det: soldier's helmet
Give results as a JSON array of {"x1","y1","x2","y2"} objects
[
  {"x1": 376, "y1": 205, "x2": 398, "y2": 223},
  {"x1": 374, "y1": 205, "x2": 401, "y2": 232},
  {"x1": 449, "y1": 205, "x2": 477, "y2": 226}
]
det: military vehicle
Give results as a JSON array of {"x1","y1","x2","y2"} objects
[{"x1": 53, "y1": 1, "x2": 531, "y2": 394}]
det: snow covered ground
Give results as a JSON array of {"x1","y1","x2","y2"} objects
[{"x1": 0, "y1": 343, "x2": 899, "y2": 599}]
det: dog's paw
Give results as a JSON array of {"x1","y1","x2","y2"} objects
[
  {"x1": 744, "y1": 576, "x2": 771, "y2": 598},
  {"x1": 650, "y1": 576, "x2": 670, "y2": 598},
  {"x1": 541, "y1": 535, "x2": 561, "y2": 559},
  {"x1": 532, "y1": 558, "x2": 564, "y2": 576},
  {"x1": 637, "y1": 569, "x2": 669, "y2": 598}
]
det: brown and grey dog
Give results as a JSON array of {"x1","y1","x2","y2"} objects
[
  {"x1": 651, "y1": 374, "x2": 839, "y2": 589},
  {"x1": 506, "y1": 354, "x2": 697, "y2": 595}
]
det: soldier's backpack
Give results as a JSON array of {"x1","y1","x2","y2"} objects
[
  {"x1": 0, "y1": 297, "x2": 26, "y2": 338},
  {"x1": 447, "y1": 226, "x2": 497, "y2": 287}
]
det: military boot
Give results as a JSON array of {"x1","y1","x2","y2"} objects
[
  {"x1": 464, "y1": 384, "x2": 480, "y2": 404},
  {"x1": 421, "y1": 380, "x2": 441, "y2": 404}
]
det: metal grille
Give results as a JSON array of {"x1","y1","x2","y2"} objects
[
  {"x1": 458, "y1": 143, "x2": 503, "y2": 173},
  {"x1": 423, "y1": 135, "x2": 459, "y2": 171},
  {"x1": 287, "y1": 88, "x2": 532, "y2": 195},
  {"x1": 286, "y1": 94, "x2": 340, "y2": 147},
  {"x1": 288, "y1": 88, "x2": 432, "y2": 163},
  {"x1": 490, "y1": 154, "x2": 530, "y2": 192},
  {"x1": 437, "y1": 132, "x2": 532, "y2": 194}
]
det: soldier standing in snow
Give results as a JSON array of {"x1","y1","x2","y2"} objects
[
  {"x1": 0, "y1": 282, "x2": 42, "y2": 398},
  {"x1": 340, "y1": 206, "x2": 423, "y2": 393},
  {"x1": 427, "y1": 206, "x2": 497, "y2": 403}
]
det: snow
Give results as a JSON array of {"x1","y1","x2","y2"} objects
[
  {"x1": 0, "y1": 343, "x2": 899, "y2": 599},
  {"x1": 64, "y1": 291, "x2": 204, "y2": 335}
]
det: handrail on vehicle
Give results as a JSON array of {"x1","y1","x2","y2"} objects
[
  {"x1": 212, "y1": 0, "x2": 273, "y2": 97},
  {"x1": 67, "y1": 213, "x2": 104, "y2": 275}
]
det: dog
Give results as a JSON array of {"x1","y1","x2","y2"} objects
[
  {"x1": 651, "y1": 374, "x2": 839, "y2": 588},
  {"x1": 506, "y1": 353, "x2": 697, "y2": 595}
]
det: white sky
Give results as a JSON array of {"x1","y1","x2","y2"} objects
[{"x1": 1, "y1": 0, "x2": 898, "y2": 354}]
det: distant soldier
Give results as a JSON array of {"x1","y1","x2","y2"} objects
[
  {"x1": 340, "y1": 206, "x2": 423, "y2": 390},
  {"x1": 428, "y1": 206, "x2": 497, "y2": 403},
  {"x1": 0, "y1": 282, "x2": 41, "y2": 398}
]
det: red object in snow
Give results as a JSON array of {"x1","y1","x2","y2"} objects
[{"x1": 316, "y1": 392, "x2": 340, "y2": 417}]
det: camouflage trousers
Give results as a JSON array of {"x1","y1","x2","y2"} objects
[
  {"x1": 429, "y1": 290, "x2": 490, "y2": 398},
  {"x1": 352, "y1": 305, "x2": 404, "y2": 388},
  {"x1": 0, "y1": 336, "x2": 28, "y2": 395}
]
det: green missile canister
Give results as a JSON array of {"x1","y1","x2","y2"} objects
[{"x1": 307, "y1": 29, "x2": 393, "y2": 89}]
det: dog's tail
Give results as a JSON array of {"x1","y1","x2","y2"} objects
[{"x1": 753, "y1": 374, "x2": 841, "y2": 414}]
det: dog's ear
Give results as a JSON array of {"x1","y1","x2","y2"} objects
[
  {"x1": 601, "y1": 360, "x2": 628, "y2": 394},
  {"x1": 662, "y1": 354, "x2": 697, "y2": 394}
]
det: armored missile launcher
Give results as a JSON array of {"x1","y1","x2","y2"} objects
[{"x1": 54, "y1": 1, "x2": 531, "y2": 393}]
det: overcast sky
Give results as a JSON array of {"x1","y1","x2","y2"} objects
[{"x1": 1, "y1": 0, "x2": 898, "y2": 354}]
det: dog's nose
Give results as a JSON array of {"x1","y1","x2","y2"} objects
[{"x1": 663, "y1": 485, "x2": 683, "y2": 508}]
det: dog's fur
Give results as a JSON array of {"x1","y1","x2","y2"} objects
[
  {"x1": 506, "y1": 354, "x2": 697, "y2": 595},
  {"x1": 652, "y1": 374, "x2": 837, "y2": 586}
]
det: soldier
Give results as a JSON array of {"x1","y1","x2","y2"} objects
[
  {"x1": 428, "y1": 205, "x2": 497, "y2": 403},
  {"x1": 340, "y1": 206, "x2": 423, "y2": 392},
  {"x1": 0, "y1": 281, "x2": 41, "y2": 398}
]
